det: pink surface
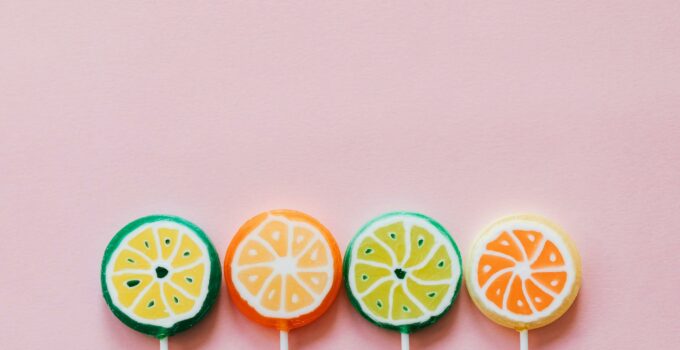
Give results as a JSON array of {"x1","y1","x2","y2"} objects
[{"x1": 1, "y1": 1, "x2": 679, "y2": 349}]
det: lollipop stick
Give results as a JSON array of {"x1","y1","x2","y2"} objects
[
  {"x1": 401, "y1": 332, "x2": 409, "y2": 350},
  {"x1": 280, "y1": 330, "x2": 288, "y2": 350},
  {"x1": 160, "y1": 337, "x2": 168, "y2": 350},
  {"x1": 519, "y1": 330, "x2": 528, "y2": 350}
]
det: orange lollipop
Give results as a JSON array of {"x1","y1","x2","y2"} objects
[
  {"x1": 224, "y1": 209, "x2": 342, "y2": 349},
  {"x1": 465, "y1": 214, "x2": 581, "y2": 349}
]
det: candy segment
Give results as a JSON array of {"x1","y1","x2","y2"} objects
[
  {"x1": 111, "y1": 273, "x2": 154, "y2": 307},
  {"x1": 531, "y1": 241, "x2": 565, "y2": 269},
  {"x1": 157, "y1": 228, "x2": 179, "y2": 260},
  {"x1": 298, "y1": 271, "x2": 330, "y2": 294},
  {"x1": 486, "y1": 231, "x2": 524, "y2": 261},
  {"x1": 356, "y1": 237, "x2": 394, "y2": 266},
  {"x1": 354, "y1": 263, "x2": 392, "y2": 293},
  {"x1": 411, "y1": 245, "x2": 453, "y2": 281},
  {"x1": 360, "y1": 280, "x2": 394, "y2": 320},
  {"x1": 484, "y1": 271, "x2": 513, "y2": 308},
  {"x1": 171, "y1": 234, "x2": 203, "y2": 268},
  {"x1": 513, "y1": 230, "x2": 543, "y2": 260},
  {"x1": 532, "y1": 271, "x2": 567, "y2": 294},
  {"x1": 237, "y1": 266, "x2": 274, "y2": 295},
  {"x1": 477, "y1": 254, "x2": 515, "y2": 287},
  {"x1": 403, "y1": 225, "x2": 435, "y2": 267},
  {"x1": 163, "y1": 282, "x2": 196, "y2": 315},
  {"x1": 405, "y1": 278, "x2": 450, "y2": 312},
  {"x1": 374, "y1": 222, "x2": 407, "y2": 263},
  {"x1": 128, "y1": 228, "x2": 158, "y2": 261}
]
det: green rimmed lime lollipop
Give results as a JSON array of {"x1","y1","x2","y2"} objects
[
  {"x1": 344, "y1": 212, "x2": 462, "y2": 349},
  {"x1": 101, "y1": 215, "x2": 221, "y2": 349}
]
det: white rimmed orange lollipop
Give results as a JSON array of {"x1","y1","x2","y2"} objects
[{"x1": 465, "y1": 214, "x2": 581, "y2": 349}]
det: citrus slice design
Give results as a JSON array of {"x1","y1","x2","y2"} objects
[
  {"x1": 101, "y1": 215, "x2": 221, "y2": 338},
  {"x1": 224, "y1": 210, "x2": 342, "y2": 331},
  {"x1": 465, "y1": 214, "x2": 581, "y2": 330},
  {"x1": 344, "y1": 212, "x2": 462, "y2": 333}
]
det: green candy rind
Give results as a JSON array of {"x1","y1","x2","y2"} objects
[
  {"x1": 101, "y1": 215, "x2": 221, "y2": 339},
  {"x1": 343, "y1": 211, "x2": 462, "y2": 334}
]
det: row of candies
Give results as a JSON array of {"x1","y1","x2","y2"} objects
[{"x1": 101, "y1": 210, "x2": 580, "y2": 348}]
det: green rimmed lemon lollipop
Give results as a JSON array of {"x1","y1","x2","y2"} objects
[
  {"x1": 101, "y1": 215, "x2": 221, "y2": 349},
  {"x1": 344, "y1": 212, "x2": 462, "y2": 349}
]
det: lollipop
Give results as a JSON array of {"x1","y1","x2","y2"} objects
[
  {"x1": 101, "y1": 215, "x2": 221, "y2": 349},
  {"x1": 224, "y1": 209, "x2": 342, "y2": 349},
  {"x1": 465, "y1": 214, "x2": 581, "y2": 349},
  {"x1": 344, "y1": 212, "x2": 462, "y2": 350}
]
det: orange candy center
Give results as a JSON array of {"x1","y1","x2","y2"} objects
[{"x1": 477, "y1": 230, "x2": 568, "y2": 314}]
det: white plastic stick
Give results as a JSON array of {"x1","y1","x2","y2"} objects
[
  {"x1": 401, "y1": 332, "x2": 409, "y2": 350},
  {"x1": 280, "y1": 330, "x2": 288, "y2": 350},
  {"x1": 519, "y1": 330, "x2": 528, "y2": 350},
  {"x1": 160, "y1": 337, "x2": 168, "y2": 350}
]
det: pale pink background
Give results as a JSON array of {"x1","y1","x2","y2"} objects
[{"x1": 1, "y1": 1, "x2": 680, "y2": 349}]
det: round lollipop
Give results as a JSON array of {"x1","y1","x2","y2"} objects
[
  {"x1": 344, "y1": 212, "x2": 462, "y2": 350},
  {"x1": 101, "y1": 215, "x2": 221, "y2": 349},
  {"x1": 465, "y1": 214, "x2": 581, "y2": 349},
  {"x1": 224, "y1": 209, "x2": 342, "y2": 350}
]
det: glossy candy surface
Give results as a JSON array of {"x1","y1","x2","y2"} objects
[
  {"x1": 101, "y1": 215, "x2": 221, "y2": 338},
  {"x1": 344, "y1": 212, "x2": 462, "y2": 333},
  {"x1": 465, "y1": 214, "x2": 581, "y2": 330},
  {"x1": 224, "y1": 209, "x2": 342, "y2": 331}
]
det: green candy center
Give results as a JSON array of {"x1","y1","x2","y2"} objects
[
  {"x1": 393, "y1": 268, "x2": 407, "y2": 279},
  {"x1": 155, "y1": 266, "x2": 169, "y2": 279}
]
